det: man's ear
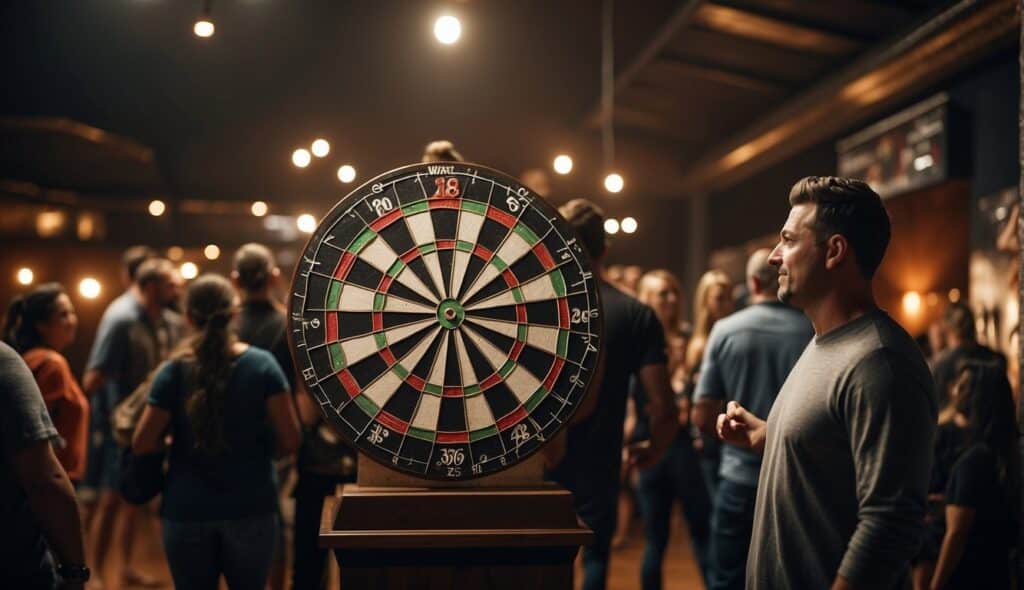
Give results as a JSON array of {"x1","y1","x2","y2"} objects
[{"x1": 824, "y1": 234, "x2": 849, "y2": 271}]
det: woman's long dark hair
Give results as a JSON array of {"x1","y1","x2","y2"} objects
[
  {"x1": 3, "y1": 283, "x2": 65, "y2": 353},
  {"x1": 180, "y1": 274, "x2": 237, "y2": 454},
  {"x1": 954, "y1": 360, "x2": 1021, "y2": 524}
]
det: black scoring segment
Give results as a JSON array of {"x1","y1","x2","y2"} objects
[
  {"x1": 431, "y1": 209, "x2": 458, "y2": 241},
  {"x1": 348, "y1": 353, "x2": 390, "y2": 389},
  {"x1": 378, "y1": 220, "x2": 416, "y2": 258},
  {"x1": 337, "y1": 312, "x2": 374, "y2": 340}
]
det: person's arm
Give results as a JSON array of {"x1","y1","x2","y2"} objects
[
  {"x1": 266, "y1": 392, "x2": 301, "y2": 456},
  {"x1": 715, "y1": 400, "x2": 767, "y2": 453},
  {"x1": 295, "y1": 389, "x2": 321, "y2": 427},
  {"x1": 929, "y1": 505, "x2": 975, "y2": 590},
  {"x1": 81, "y1": 369, "x2": 106, "y2": 398},
  {"x1": 693, "y1": 399, "x2": 723, "y2": 436},
  {"x1": 692, "y1": 324, "x2": 727, "y2": 436},
  {"x1": 625, "y1": 363, "x2": 678, "y2": 469},
  {"x1": 82, "y1": 319, "x2": 128, "y2": 397},
  {"x1": 131, "y1": 405, "x2": 171, "y2": 454},
  {"x1": 832, "y1": 351, "x2": 936, "y2": 588},
  {"x1": 11, "y1": 441, "x2": 86, "y2": 583}
]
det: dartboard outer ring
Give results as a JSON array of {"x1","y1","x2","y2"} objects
[{"x1": 288, "y1": 162, "x2": 603, "y2": 481}]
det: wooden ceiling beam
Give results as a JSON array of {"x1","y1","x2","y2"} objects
[
  {"x1": 648, "y1": 56, "x2": 791, "y2": 97},
  {"x1": 673, "y1": 0, "x2": 1018, "y2": 195},
  {"x1": 585, "y1": 0, "x2": 705, "y2": 130},
  {"x1": 0, "y1": 117, "x2": 154, "y2": 164},
  {"x1": 691, "y1": 2, "x2": 863, "y2": 55}
]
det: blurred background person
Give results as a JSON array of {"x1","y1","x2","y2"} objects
[
  {"x1": 930, "y1": 361, "x2": 1020, "y2": 589},
  {"x1": 1, "y1": 341, "x2": 90, "y2": 589},
  {"x1": 3, "y1": 283, "x2": 89, "y2": 484},
  {"x1": 621, "y1": 265, "x2": 644, "y2": 297},
  {"x1": 692, "y1": 250, "x2": 812, "y2": 590},
  {"x1": 82, "y1": 257, "x2": 183, "y2": 588},
  {"x1": 230, "y1": 243, "x2": 293, "y2": 590},
  {"x1": 631, "y1": 269, "x2": 711, "y2": 589},
  {"x1": 685, "y1": 269, "x2": 734, "y2": 500},
  {"x1": 133, "y1": 274, "x2": 301, "y2": 590},
  {"x1": 421, "y1": 139, "x2": 463, "y2": 163},
  {"x1": 932, "y1": 302, "x2": 1006, "y2": 416}
]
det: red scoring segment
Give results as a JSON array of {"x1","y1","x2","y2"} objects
[
  {"x1": 496, "y1": 407, "x2": 528, "y2": 431},
  {"x1": 369, "y1": 208, "x2": 403, "y2": 231},
  {"x1": 377, "y1": 411, "x2": 410, "y2": 434},
  {"x1": 485, "y1": 206, "x2": 517, "y2": 229}
]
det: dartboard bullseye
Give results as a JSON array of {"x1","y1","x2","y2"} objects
[{"x1": 289, "y1": 163, "x2": 602, "y2": 480}]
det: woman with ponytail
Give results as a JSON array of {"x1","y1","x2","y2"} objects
[
  {"x1": 3, "y1": 283, "x2": 90, "y2": 482},
  {"x1": 132, "y1": 274, "x2": 300, "y2": 590}
]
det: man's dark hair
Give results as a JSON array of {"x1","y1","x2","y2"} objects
[
  {"x1": 558, "y1": 199, "x2": 606, "y2": 259},
  {"x1": 788, "y1": 176, "x2": 891, "y2": 279},
  {"x1": 421, "y1": 140, "x2": 464, "y2": 163},
  {"x1": 136, "y1": 258, "x2": 174, "y2": 288},
  {"x1": 122, "y1": 245, "x2": 157, "y2": 281},
  {"x1": 233, "y1": 243, "x2": 275, "y2": 292},
  {"x1": 942, "y1": 302, "x2": 977, "y2": 343}
]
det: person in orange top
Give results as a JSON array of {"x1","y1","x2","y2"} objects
[{"x1": 3, "y1": 283, "x2": 89, "y2": 481}]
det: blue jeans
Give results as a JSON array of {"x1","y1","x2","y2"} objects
[
  {"x1": 636, "y1": 434, "x2": 711, "y2": 590},
  {"x1": 162, "y1": 513, "x2": 279, "y2": 590},
  {"x1": 707, "y1": 479, "x2": 758, "y2": 590}
]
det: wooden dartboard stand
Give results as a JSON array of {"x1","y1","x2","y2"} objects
[
  {"x1": 291, "y1": 163, "x2": 601, "y2": 588},
  {"x1": 320, "y1": 453, "x2": 592, "y2": 589}
]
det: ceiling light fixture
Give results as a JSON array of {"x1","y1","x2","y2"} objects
[
  {"x1": 337, "y1": 165, "x2": 356, "y2": 183},
  {"x1": 193, "y1": 0, "x2": 215, "y2": 38},
  {"x1": 434, "y1": 15, "x2": 461, "y2": 45},
  {"x1": 553, "y1": 155, "x2": 573, "y2": 175},
  {"x1": 311, "y1": 139, "x2": 330, "y2": 158},
  {"x1": 292, "y1": 148, "x2": 311, "y2": 168}
]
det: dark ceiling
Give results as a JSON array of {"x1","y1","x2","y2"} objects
[
  {"x1": 0, "y1": 0, "x2": 681, "y2": 203},
  {"x1": 0, "y1": 0, "x2": 1012, "y2": 211}
]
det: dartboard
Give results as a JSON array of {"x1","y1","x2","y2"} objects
[{"x1": 289, "y1": 162, "x2": 602, "y2": 480}]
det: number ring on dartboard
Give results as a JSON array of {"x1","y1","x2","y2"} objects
[{"x1": 289, "y1": 162, "x2": 603, "y2": 480}]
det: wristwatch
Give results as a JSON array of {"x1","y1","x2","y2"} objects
[{"x1": 56, "y1": 563, "x2": 91, "y2": 583}]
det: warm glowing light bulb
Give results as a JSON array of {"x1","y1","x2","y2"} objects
[
  {"x1": 16, "y1": 268, "x2": 34, "y2": 286},
  {"x1": 180, "y1": 262, "x2": 199, "y2": 280},
  {"x1": 604, "y1": 218, "x2": 620, "y2": 234},
  {"x1": 79, "y1": 278, "x2": 101, "y2": 299},
  {"x1": 434, "y1": 15, "x2": 461, "y2": 44},
  {"x1": 204, "y1": 244, "x2": 221, "y2": 260},
  {"x1": 194, "y1": 19, "x2": 215, "y2": 38},
  {"x1": 292, "y1": 149, "x2": 311, "y2": 168},
  {"x1": 148, "y1": 200, "x2": 166, "y2": 216},
  {"x1": 604, "y1": 173, "x2": 624, "y2": 193},
  {"x1": 337, "y1": 165, "x2": 356, "y2": 183},
  {"x1": 902, "y1": 291, "x2": 922, "y2": 315},
  {"x1": 297, "y1": 214, "x2": 317, "y2": 233},
  {"x1": 948, "y1": 288, "x2": 961, "y2": 303},
  {"x1": 251, "y1": 201, "x2": 268, "y2": 217},
  {"x1": 311, "y1": 139, "x2": 330, "y2": 158},
  {"x1": 553, "y1": 155, "x2": 573, "y2": 175},
  {"x1": 167, "y1": 246, "x2": 184, "y2": 261},
  {"x1": 621, "y1": 217, "x2": 638, "y2": 234}
]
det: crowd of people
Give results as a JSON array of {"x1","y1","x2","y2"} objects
[
  {"x1": 0, "y1": 173, "x2": 1021, "y2": 590},
  {"x1": 1, "y1": 244, "x2": 354, "y2": 589},
  {"x1": 553, "y1": 176, "x2": 1021, "y2": 590}
]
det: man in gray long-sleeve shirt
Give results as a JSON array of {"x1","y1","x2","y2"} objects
[{"x1": 717, "y1": 176, "x2": 936, "y2": 589}]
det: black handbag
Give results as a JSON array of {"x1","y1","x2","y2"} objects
[
  {"x1": 119, "y1": 447, "x2": 165, "y2": 505},
  {"x1": 117, "y1": 358, "x2": 188, "y2": 504}
]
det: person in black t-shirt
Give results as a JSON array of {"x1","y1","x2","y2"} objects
[
  {"x1": 930, "y1": 360, "x2": 1020, "y2": 589},
  {"x1": 931, "y1": 303, "x2": 1006, "y2": 414},
  {"x1": 546, "y1": 199, "x2": 678, "y2": 590}
]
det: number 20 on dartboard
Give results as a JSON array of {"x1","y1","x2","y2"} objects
[{"x1": 432, "y1": 177, "x2": 460, "y2": 198}]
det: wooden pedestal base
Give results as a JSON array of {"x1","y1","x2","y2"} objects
[{"x1": 319, "y1": 481, "x2": 592, "y2": 589}]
